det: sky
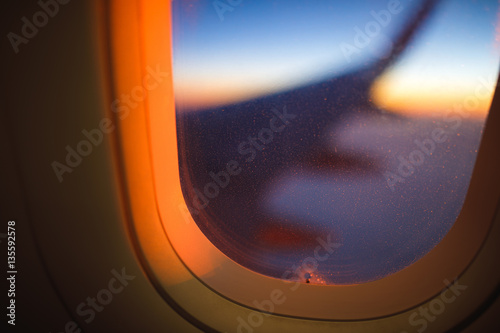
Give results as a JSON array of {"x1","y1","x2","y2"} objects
[
  {"x1": 372, "y1": 0, "x2": 500, "y2": 117},
  {"x1": 171, "y1": 0, "x2": 500, "y2": 114},
  {"x1": 171, "y1": 0, "x2": 500, "y2": 284}
]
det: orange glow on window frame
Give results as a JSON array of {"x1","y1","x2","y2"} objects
[{"x1": 106, "y1": 0, "x2": 500, "y2": 321}]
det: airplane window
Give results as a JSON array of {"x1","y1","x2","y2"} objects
[{"x1": 172, "y1": 0, "x2": 500, "y2": 284}]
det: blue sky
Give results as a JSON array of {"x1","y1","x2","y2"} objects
[{"x1": 172, "y1": 0, "x2": 499, "y2": 111}]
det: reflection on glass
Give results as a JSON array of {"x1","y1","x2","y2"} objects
[{"x1": 172, "y1": 0, "x2": 499, "y2": 284}]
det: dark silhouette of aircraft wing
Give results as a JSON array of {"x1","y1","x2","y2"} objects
[{"x1": 175, "y1": 0, "x2": 441, "y2": 265}]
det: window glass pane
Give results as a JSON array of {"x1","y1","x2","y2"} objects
[{"x1": 172, "y1": 0, "x2": 499, "y2": 284}]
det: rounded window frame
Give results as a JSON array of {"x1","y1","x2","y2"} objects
[{"x1": 106, "y1": 0, "x2": 500, "y2": 330}]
